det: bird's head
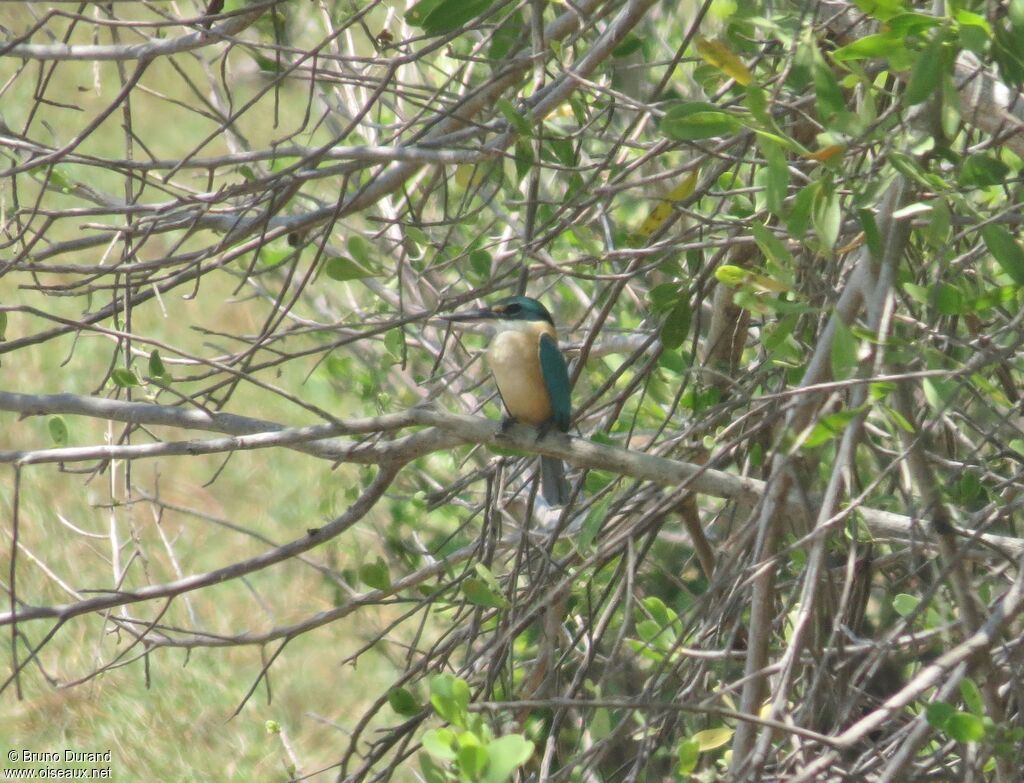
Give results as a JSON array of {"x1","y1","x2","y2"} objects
[{"x1": 439, "y1": 296, "x2": 555, "y2": 331}]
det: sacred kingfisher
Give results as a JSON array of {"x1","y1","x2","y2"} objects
[{"x1": 442, "y1": 295, "x2": 572, "y2": 506}]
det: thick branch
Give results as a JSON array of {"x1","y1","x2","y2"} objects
[{"x1": 2, "y1": 391, "x2": 1020, "y2": 562}]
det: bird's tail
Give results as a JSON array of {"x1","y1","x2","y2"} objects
[{"x1": 541, "y1": 456, "x2": 570, "y2": 506}]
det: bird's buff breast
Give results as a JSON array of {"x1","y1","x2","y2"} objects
[{"x1": 487, "y1": 328, "x2": 553, "y2": 425}]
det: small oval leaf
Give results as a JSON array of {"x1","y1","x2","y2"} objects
[
  {"x1": 692, "y1": 726, "x2": 733, "y2": 750},
  {"x1": 696, "y1": 37, "x2": 753, "y2": 85},
  {"x1": 111, "y1": 368, "x2": 140, "y2": 387},
  {"x1": 325, "y1": 256, "x2": 375, "y2": 282},
  {"x1": 660, "y1": 103, "x2": 740, "y2": 140},
  {"x1": 48, "y1": 416, "x2": 68, "y2": 446},
  {"x1": 387, "y1": 687, "x2": 421, "y2": 716},
  {"x1": 462, "y1": 577, "x2": 509, "y2": 609},
  {"x1": 981, "y1": 224, "x2": 1024, "y2": 286}
]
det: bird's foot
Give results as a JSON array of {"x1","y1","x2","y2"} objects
[{"x1": 500, "y1": 415, "x2": 518, "y2": 434}]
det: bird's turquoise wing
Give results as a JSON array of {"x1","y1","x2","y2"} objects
[{"x1": 538, "y1": 333, "x2": 571, "y2": 432}]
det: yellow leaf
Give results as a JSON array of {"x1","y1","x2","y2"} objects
[
  {"x1": 455, "y1": 164, "x2": 487, "y2": 188},
  {"x1": 637, "y1": 169, "x2": 699, "y2": 238},
  {"x1": 696, "y1": 38, "x2": 753, "y2": 86},
  {"x1": 692, "y1": 727, "x2": 733, "y2": 751},
  {"x1": 747, "y1": 272, "x2": 789, "y2": 293}
]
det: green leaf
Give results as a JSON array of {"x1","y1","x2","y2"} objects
[
  {"x1": 384, "y1": 329, "x2": 404, "y2": 363},
  {"x1": 469, "y1": 249, "x2": 492, "y2": 279},
  {"x1": 148, "y1": 349, "x2": 168, "y2": 380},
  {"x1": 660, "y1": 102, "x2": 741, "y2": 140},
  {"x1": 643, "y1": 596, "x2": 677, "y2": 630},
  {"x1": 387, "y1": 687, "x2": 421, "y2": 716},
  {"x1": 958, "y1": 14, "x2": 989, "y2": 55},
  {"x1": 513, "y1": 140, "x2": 533, "y2": 182},
  {"x1": 981, "y1": 224, "x2": 1024, "y2": 285},
  {"x1": 408, "y1": 0, "x2": 495, "y2": 35},
  {"x1": 359, "y1": 558, "x2": 391, "y2": 590},
  {"x1": 888, "y1": 12, "x2": 941, "y2": 36},
  {"x1": 714, "y1": 264, "x2": 747, "y2": 286},
  {"x1": 692, "y1": 727, "x2": 733, "y2": 750},
  {"x1": 430, "y1": 674, "x2": 471, "y2": 726},
  {"x1": 649, "y1": 283, "x2": 682, "y2": 314},
  {"x1": 463, "y1": 577, "x2": 509, "y2": 609},
  {"x1": 458, "y1": 740, "x2": 488, "y2": 778},
  {"x1": 482, "y1": 735, "x2": 534, "y2": 783},
  {"x1": 832, "y1": 31, "x2": 905, "y2": 62},
  {"x1": 660, "y1": 299, "x2": 691, "y2": 350},
  {"x1": 347, "y1": 235, "x2": 373, "y2": 267},
  {"x1": 48, "y1": 416, "x2": 68, "y2": 446},
  {"x1": 677, "y1": 738, "x2": 700, "y2": 775},
  {"x1": 252, "y1": 53, "x2": 283, "y2": 73},
  {"x1": 613, "y1": 32, "x2": 642, "y2": 57},
  {"x1": 924, "y1": 199, "x2": 950, "y2": 247},
  {"x1": 111, "y1": 368, "x2": 140, "y2": 387},
  {"x1": 764, "y1": 313, "x2": 797, "y2": 357},
  {"x1": 787, "y1": 183, "x2": 816, "y2": 239},
  {"x1": 934, "y1": 283, "x2": 964, "y2": 315},
  {"x1": 926, "y1": 701, "x2": 955, "y2": 728},
  {"x1": 496, "y1": 97, "x2": 532, "y2": 137},
  {"x1": 760, "y1": 140, "x2": 789, "y2": 216},
  {"x1": 959, "y1": 678, "x2": 984, "y2": 715},
  {"x1": 325, "y1": 256, "x2": 375, "y2": 282},
  {"x1": 636, "y1": 619, "x2": 667, "y2": 646},
  {"x1": 955, "y1": 9, "x2": 991, "y2": 34},
  {"x1": 957, "y1": 472, "x2": 984, "y2": 506},
  {"x1": 53, "y1": 167, "x2": 77, "y2": 193},
  {"x1": 751, "y1": 222, "x2": 793, "y2": 268},
  {"x1": 813, "y1": 57, "x2": 845, "y2": 121},
  {"x1": 812, "y1": 183, "x2": 841, "y2": 250},
  {"x1": 882, "y1": 405, "x2": 915, "y2": 433},
  {"x1": 745, "y1": 85, "x2": 770, "y2": 126},
  {"x1": 853, "y1": 0, "x2": 905, "y2": 23},
  {"x1": 421, "y1": 728, "x2": 458, "y2": 760},
  {"x1": 946, "y1": 711, "x2": 986, "y2": 742},
  {"x1": 959, "y1": 154, "x2": 1009, "y2": 187},
  {"x1": 922, "y1": 377, "x2": 954, "y2": 412},
  {"x1": 488, "y1": 12, "x2": 522, "y2": 61},
  {"x1": 546, "y1": 137, "x2": 576, "y2": 168},
  {"x1": 577, "y1": 497, "x2": 610, "y2": 553},
  {"x1": 419, "y1": 752, "x2": 448, "y2": 783},
  {"x1": 903, "y1": 282, "x2": 929, "y2": 305},
  {"x1": 830, "y1": 318, "x2": 859, "y2": 380},
  {"x1": 803, "y1": 408, "x2": 860, "y2": 448},
  {"x1": 858, "y1": 209, "x2": 882, "y2": 259},
  {"x1": 473, "y1": 563, "x2": 503, "y2": 592},
  {"x1": 268, "y1": 155, "x2": 299, "y2": 173},
  {"x1": 893, "y1": 593, "x2": 920, "y2": 617},
  {"x1": 257, "y1": 244, "x2": 294, "y2": 267},
  {"x1": 993, "y1": 21, "x2": 1024, "y2": 88},
  {"x1": 904, "y1": 28, "x2": 946, "y2": 105}
]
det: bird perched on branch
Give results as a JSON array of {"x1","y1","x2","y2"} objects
[{"x1": 441, "y1": 295, "x2": 571, "y2": 506}]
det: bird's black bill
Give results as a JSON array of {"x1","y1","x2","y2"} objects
[{"x1": 437, "y1": 308, "x2": 498, "y2": 323}]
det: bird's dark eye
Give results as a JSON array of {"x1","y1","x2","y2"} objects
[{"x1": 505, "y1": 303, "x2": 521, "y2": 315}]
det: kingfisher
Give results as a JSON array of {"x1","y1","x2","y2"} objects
[{"x1": 441, "y1": 295, "x2": 572, "y2": 506}]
